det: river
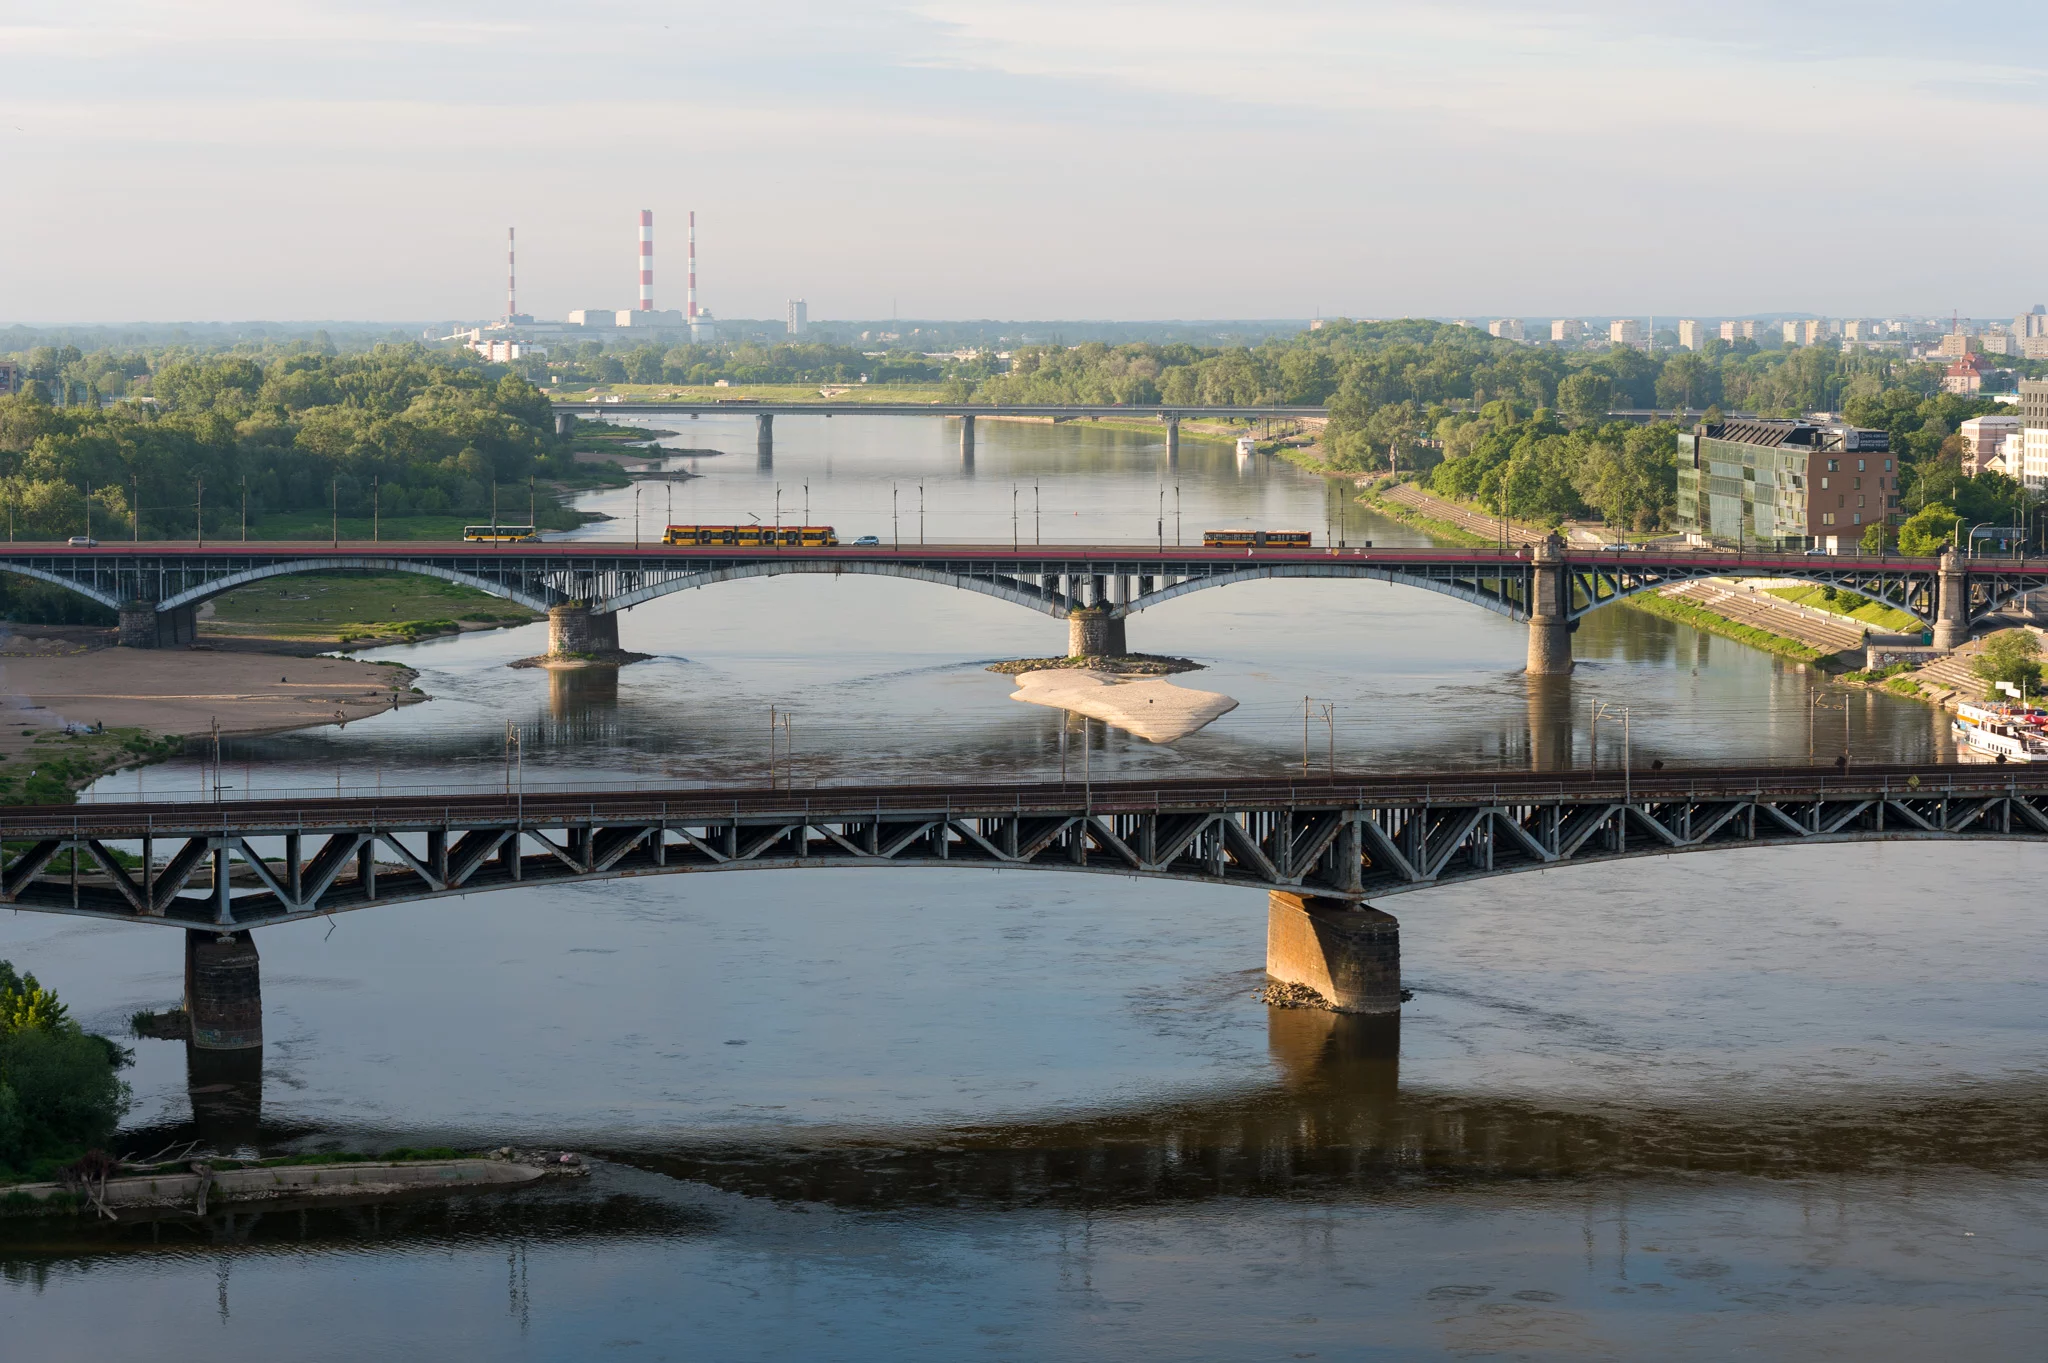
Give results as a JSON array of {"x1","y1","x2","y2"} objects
[{"x1": 4, "y1": 414, "x2": 2041, "y2": 1361}]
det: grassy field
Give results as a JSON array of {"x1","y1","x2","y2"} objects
[
  {"x1": 201, "y1": 571, "x2": 537, "y2": 645},
  {"x1": 1764, "y1": 584, "x2": 1921, "y2": 632}
]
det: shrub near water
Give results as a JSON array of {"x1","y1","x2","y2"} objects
[{"x1": 0, "y1": 962, "x2": 129, "y2": 1177}]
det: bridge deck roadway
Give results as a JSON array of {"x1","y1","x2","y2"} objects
[
  {"x1": 5, "y1": 764, "x2": 2042, "y2": 931},
  {"x1": 556, "y1": 402, "x2": 1328, "y2": 419}
]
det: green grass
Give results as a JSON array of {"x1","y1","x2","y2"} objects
[
  {"x1": 1622, "y1": 592, "x2": 1830, "y2": 665},
  {"x1": 203, "y1": 571, "x2": 538, "y2": 644},
  {"x1": 0, "y1": 727, "x2": 178, "y2": 806},
  {"x1": 1764, "y1": 584, "x2": 1921, "y2": 632}
]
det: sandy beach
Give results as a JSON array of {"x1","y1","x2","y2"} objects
[
  {"x1": 1009, "y1": 669, "x2": 1238, "y2": 743},
  {"x1": 0, "y1": 644, "x2": 420, "y2": 755}
]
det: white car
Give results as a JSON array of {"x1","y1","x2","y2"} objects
[{"x1": 67, "y1": 536, "x2": 97, "y2": 547}]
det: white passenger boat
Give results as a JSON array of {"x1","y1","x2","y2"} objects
[{"x1": 1951, "y1": 702, "x2": 2048, "y2": 762}]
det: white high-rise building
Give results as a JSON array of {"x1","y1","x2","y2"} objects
[
  {"x1": 786, "y1": 299, "x2": 809, "y2": 336},
  {"x1": 1677, "y1": 320, "x2": 1705, "y2": 351},
  {"x1": 1488, "y1": 318, "x2": 1524, "y2": 342},
  {"x1": 1551, "y1": 319, "x2": 1583, "y2": 344},
  {"x1": 1610, "y1": 318, "x2": 1644, "y2": 346}
]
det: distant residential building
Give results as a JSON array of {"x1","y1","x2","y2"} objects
[
  {"x1": 1841, "y1": 319, "x2": 1883, "y2": 342},
  {"x1": 1551, "y1": 319, "x2": 1583, "y2": 344},
  {"x1": 1609, "y1": 318, "x2": 1645, "y2": 346},
  {"x1": 1677, "y1": 419, "x2": 1894, "y2": 552},
  {"x1": 1937, "y1": 331, "x2": 1975, "y2": 358},
  {"x1": 1960, "y1": 414, "x2": 2022, "y2": 474},
  {"x1": 1941, "y1": 349, "x2": 1990, "y2": 392},
  {"x1": 1308, "y1": 318, "x2": 1327, "y2": 331},
  {"x1": 1943, "y1": 353, "x2": 1996, "y2": 395},
  {"x1": 1719, "y1": 320, "x2": 1758, "y2": 342},
  {"x1": 2023, "y1": 336, "x2": 2048, "y2": 360},
  {"x1": 1782, "y1": 319, "x2": 1824, "y2": 346},
  {"x1": 1677, "y1": 319, "x2": 1705, "y2": 351},
  {"x1": 2018, "y1": 305, "x2": 2048, "y2": 338},
  {"x1": 786, "y1": 299, "x2": 809, "y2": 336},
  {"x1": 1488, "y1": 318, "x2": 1525, "y2": 342},
  {"x1": 0, "y1": 361, "x2": 18, "y2": 396},
  {"x1": 1981, "y1": 329, "x2": 2015, "y2": 356}
]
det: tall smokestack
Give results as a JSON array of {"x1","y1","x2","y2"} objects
[
  {"x1": 638, "y1": 210, "x2": 654, "y2": 311},
  {"x1": 506, "y1": 227, "x2": 516, "y2": 319},
  {"x1": 687, "y1": 211, "x2": 698, "y2": 321}
]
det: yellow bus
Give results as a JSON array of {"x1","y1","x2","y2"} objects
[
  {"x1": 1202, "y1": 529, "x2": 1312, "y2": 548},
  {"x1": 462, "y1": 525, "x2": 539, "y2": 542},
  {"x1": 662, "y1": 524, "x2": 839, "y2": 547}
]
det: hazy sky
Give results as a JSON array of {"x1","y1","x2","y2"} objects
[{"x1": 5, "y1": 1, "x2": 2043, "y2": 323}]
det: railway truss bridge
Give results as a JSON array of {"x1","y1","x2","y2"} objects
[
  {"x1": 10, "y1": 764, "x2": 2044, "y2": 1043},
  {"x1": 1, "y1": 540, "x2": 2040, "y2": 673}
]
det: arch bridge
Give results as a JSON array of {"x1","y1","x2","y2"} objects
[{"x1": 0, "y1": 540, "x2": 2036, "y2": 671}]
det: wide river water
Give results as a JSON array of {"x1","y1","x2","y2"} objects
[{"x1": 5, "y1": 415, "x2": 2043, "y2": 1360}]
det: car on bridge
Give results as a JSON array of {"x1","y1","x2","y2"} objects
[{"x1": 852, "y1": 534, "x2": 881, "y2": 546}]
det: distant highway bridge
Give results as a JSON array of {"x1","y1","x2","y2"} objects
[
  {"x1": 551, "y1": 401, "x2": 1328, "y2": 458},
  {"x1": 4, "y1": 539, "x2": 2038, "y2": 672},
  {"x1": 13, "y1": 764, "x2": 2047, "y2": 1043}
]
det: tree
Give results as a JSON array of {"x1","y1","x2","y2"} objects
[
  {"x1": 1555, "y1": 372, "x2": 1613, "y2": 426},
  {"x1": 0, "y1": 961, "x2": 129, "y2": 1173},
  {"x1": 1973, "y1": 629, "x2": 2043, "y2": 701},
  {"x1": 1859, "y1": 521, "x2": 1890, "y2": 554},
  {"x1": 1897, "y1": 503, "x2": 1957, "y2": 556}
]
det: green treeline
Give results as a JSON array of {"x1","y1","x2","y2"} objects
[
  {"x1": 0, "y1": 346, "x2": 579, "y2": 541},
  {"x1": 0, "y1": 961, "x2": 129, "y2": 1177},
  {"x1": 542, "y1": 340, "x2": 979, "y2": 388}
]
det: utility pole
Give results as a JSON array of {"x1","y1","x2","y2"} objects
[
  {"x1": 196, "y1": 476, "x2": 204, "y2": 548},
  {"x1": 371, "y1": 475, "x2": 377, "y2": 543},
  {"x1": 330, "y1": 478, "x2": 337, "y2": 547},
  {"x1": 131, "y1": 476, "x2": 138, "y2": 542},
  {"x1": 84, "y1": 482, "x2": 91, "y2": 542},
  {"x1": 241, "y1": 476, "x2": 248, "y2": 542}
]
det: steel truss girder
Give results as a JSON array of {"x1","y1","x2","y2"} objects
[{"x1": 5, "y1": 788, "x2": 2048, "y2": 929}]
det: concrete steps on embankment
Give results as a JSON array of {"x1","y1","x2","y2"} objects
[{"x1": 1663, "y1": 582, "x2": 1866, "y2": 655}]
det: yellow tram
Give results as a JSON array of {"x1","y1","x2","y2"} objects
[
  {"x1": 462, "y1": 525, "x2": 539, "y2": 542},
  {"x1": 1201, "y1": 529, "x2": 1312, "y2": 548},
  {"x1": 662, "y1": 524, "x2": 839, "y2": 547}
]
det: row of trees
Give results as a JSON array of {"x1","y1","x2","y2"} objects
[
  {"x1": 0, "y1": 347, "x2": 574, "y2": 539},
  {"x1": 530, "y1": 341, "x2": 972, "y2": 389},
  {"x1": 1420, "y1": 404, "x2": 1680, "y2": 532}
]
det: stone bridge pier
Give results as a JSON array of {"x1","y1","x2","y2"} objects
[
  {"x1": 1934, "y1": 547, "x2": 1969, "y2": 650},
  {"x1": 547, "y1": 602, "x2": 622, "y2": 658},
  {"x1": 119, "y1": 601, "x2": 197, "y2": 649},
  {"x1": 1164, "y1": 415, "x2": 1180, "y2": 463},
  {"x1": 186, "y1": 930, "x2": 262, "y2": 1050},
  {"x1": 756, "y1": 413, "x2": 774, "y2": 461},
  {"x1": 1066, "y1": 574, "x2": 1131, "y2": 657},
  {"x1": 1265, "y1": 892, "x2": 1402, "y2": 1014},
  {"x1": 1526, "y1": 533, "x2": 1573, "y2": 675},
  {"x1": 959, "y1": 413, "x2": 976, "y2": 465}
]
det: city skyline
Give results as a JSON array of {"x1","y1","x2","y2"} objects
[{"x1": 6, "y1": 2, "x2": 2048, "y2": 322}]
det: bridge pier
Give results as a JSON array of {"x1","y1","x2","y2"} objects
[
  {"x1": 960, "y1": 413, "x2": 976, "y2": 465},
  {"x1": 547, "y1": 603, "x2": 621, "y2": 658},
  {"x1": 1933, "y1": 547, "x2": 1969, "y2": 651},
  {"x1": 1069, "y1": 608, "x2": 1111, "y2": 657},
  {"x1": 1526, "y1": 532, "x2": 1573, "y2": 675},
  {"x1": 185, "y1": 930, "x2": 262, "y2": 1050},
  {"x1": 554, "y1": 411, "x2": 575, "y2": 437},
  {"x1": 118, "y1": 601, "x2": 158, "y2": 648},
  {"x1": 756, "y1": 413, "x2": 774, "y2": 460},
  {"x1": 118, "y1": 602, "x2": 195, "y2": 648},
  {"x1": 1164, "y1": 415, "x2": 1180, "y2": 463},
  {"x1": 1265, "y1": 892, "x2": 1401, "y2": 1015}
]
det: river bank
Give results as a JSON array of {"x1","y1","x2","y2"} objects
[{"x1": 0, "y1": 635, "x2": 424, "y2": 799}]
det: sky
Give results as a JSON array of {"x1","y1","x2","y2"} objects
[{"x1": 3, "y1": 1, "x2": 2044, "y2": 324}]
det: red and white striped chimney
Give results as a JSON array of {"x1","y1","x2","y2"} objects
[
  {"x1": 637, "y1": 210, "x2": 654, "y2": 311},
  {"x1": 687, "y1": 211, "x2": 698, "y2": 321},
  {"x1": 506, "y1": 227, "x2": 516, "y2": 319}
]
